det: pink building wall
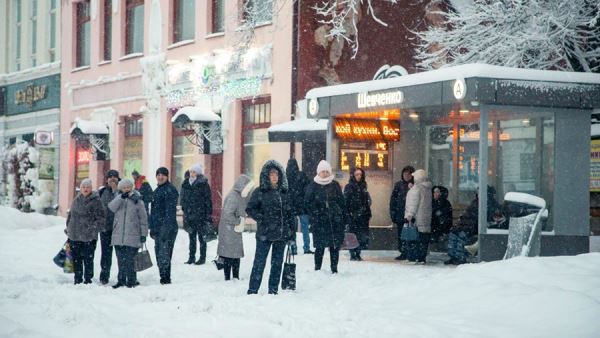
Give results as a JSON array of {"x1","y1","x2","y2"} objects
[{"x1": 59, "y1": 0, "x2": 294, "y2": 215}]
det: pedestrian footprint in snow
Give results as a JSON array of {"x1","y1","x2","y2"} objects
[
  {"x1": 108, "y1": 178, "x2": 149, "y2": 288},
  {"x1": 246, "y1": 160, "x2": 296, "y2": 295},
  {"x1": 217, "y1": 174, "x2": 255, "y2": 281},
  {"x1": 66, "y1": 179, "x2": 106, "y2": 285},
  {"x1": 304, "y1": 160, "x2": 348, "y2": 274}
]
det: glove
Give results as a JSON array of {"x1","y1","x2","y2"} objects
[
  {"x1": 121, "y1": 192, "x2": 130, "y2": 199},
  {"x1": 140, "y1": 236, "x2": 146, "y2": 243}
]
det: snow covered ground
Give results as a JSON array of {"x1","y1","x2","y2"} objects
[{"x1": 1, "y1": 206, "x2": 599, "y2": 338}]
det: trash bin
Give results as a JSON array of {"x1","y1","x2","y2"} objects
[{"x1": 503, "y1": 192, "x2": 547, "y2": 259}]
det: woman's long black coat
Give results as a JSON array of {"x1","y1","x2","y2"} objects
[
  {"x1": 304, "y1": 180, "x2": 348, "y2": 249},
  {"x1": 343, "y1": 173, "x2": 371, "y2": 235}
]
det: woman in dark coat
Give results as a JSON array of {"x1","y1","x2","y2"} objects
[
  {"x1": 304, "y1": 160, "x2": 347, "y2": 273},
  {"x1": 66, "y1": 179, "x2": 106, "y2": 285},
  {"x1": 431, "y1": 185, "x2": 453, "y2": 243},
  {"x1": 246, "y1": 160, "x2": 295, "y2": 295},
  {"x1": 343, "y1": 167, "x2": 371, "y2": 261},
  {"x1": 180, "y1": 164, "x2": 212, "y2": 265},
  {"x1": 389, "y1": 165, "x2": 415, "y2": 260}
]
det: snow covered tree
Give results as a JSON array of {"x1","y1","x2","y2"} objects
[{"x1": 416, "y1": 0, "x2": 600, "y2": 72}]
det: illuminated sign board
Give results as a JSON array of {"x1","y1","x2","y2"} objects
[
  {"x1": 357, "y1": 90, "x2": 404, "y2": 109},
  {"x1": 77, "y1": 149, "x2": 92, "y2": 164},
  {"x1": 334, "y1": 119, "x2": 400, "y2": 142},
  {"x1": 339, "y1": 142, "x2": 389, "y2": 171}
]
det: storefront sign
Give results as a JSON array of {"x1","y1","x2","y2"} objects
[
  {"x1": 453, "y1": 78, "x2": 466, "y2": 100},
  {"x1": 357, "y1": 90, "x2": 403, "y2": 109},
  {"x1": 339, "y1": 142, "x2": 389, "y2": 171},
  {"x1": 308, "y1": 99, "x2": 319, "y2": 116},
  {"x1": 77, "y1": 149, "x2": 92, "y2": 164},
  {"x1": 5, "y1": 74, "x2": 60, "y2": 115},
  {"x1": 334, "y1": 119, "x2": 400, "y2": 142},
  {"x1": 591, "y1": 139, "x2": 600, "y2": 192}
]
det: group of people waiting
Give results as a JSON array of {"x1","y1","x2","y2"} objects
[
  {"x1": 390, "y1": 165, "x2": 503, "y2": 265},
  {"x1": 63, "y1": 156, "x2": 502, "y2": 292}
]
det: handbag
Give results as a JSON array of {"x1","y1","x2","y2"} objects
[
  {"x1": 134, "y1": 243, "x2": 153, "y2": 272},
  {"x1": 400, "y1": 221, "x2": 419, "y2": 241},
  {"x1": 53, "y1": 240, "x2": 68, "y2": 268},
  {"x1": 281, "y1": 244, "x2": 296, "y2": 290},
  {"x1": 203, "y1": 219, "x2": 218, "y2": 242},
  {"x1": 341, "y1": 232, "x2": 360, "y2": 250},
  {"x1": 213, "y1": 256, "x2": 226, "y2": 270}
]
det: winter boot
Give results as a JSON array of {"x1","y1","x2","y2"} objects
[
  {"x1": 184, "y1": 256, "x2": 195, "y2": 264},
  {"x1": 195, "y1": 256, "x2": 206, "y2": 265}
]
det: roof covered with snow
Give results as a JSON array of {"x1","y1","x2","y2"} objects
[
  {"x1": 306, "y1": 63, "x2": 600, "y2": 99},
  {"x1": 268, "y1": 118, "x2": 328, "y2": 132},
  {"x1": 171, "y1": 106, "x2": 221, "y2": 123},
  {"x1": 504, "y1": 192, "x2": 546, "y2": 209}
]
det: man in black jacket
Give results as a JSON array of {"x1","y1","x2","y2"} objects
[
  {"x1": 389, "y1": 165, "x2": 415, "y2": 260},
  {"x1": 246, "y1": 160, "x2": 295, "y2": 295},
  {"x1": 180, "y1": 163, "x2": 212, "y2": 265},
  {"x1": 98, "y1": 169, "x2": 120, "y2": 284},
  {"x1": 286, "y1": 158, "x2": 313, "y2": 254},
  {"x1": 149, "y1": 167, "x2": 179, "y2": 284}
]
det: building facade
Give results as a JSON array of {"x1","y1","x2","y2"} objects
[{"x1": 0, "y1": 0, "x2": 62, "y2": 213}]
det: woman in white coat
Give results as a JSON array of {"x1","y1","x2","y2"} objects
[{"x1": 404, "y1": 169, "x2": 432, "y2": 264}]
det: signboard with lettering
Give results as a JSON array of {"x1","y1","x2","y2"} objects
[
  {"x1": 591, "y1": 139, "x2": 600, "y2": 192},
  {"x1": 334, "y1": 118, "x2": 400, "y2": 142},
  {"x1": 339, "y1": 142, "x2": 390, "y2": 171},
  {"x1": 5, "y1": 74, "x2": 60, "y2": 115}
]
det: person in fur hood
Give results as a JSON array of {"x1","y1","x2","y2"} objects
[
  {"x1": 246, "y1": 160, "x2": 295, "y2": 294},
  {"x1": 217, "y1": 174, "x2": 256, "y2": 281}
]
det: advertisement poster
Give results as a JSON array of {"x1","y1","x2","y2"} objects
[
  {"x1": 590, "y1": 140, "x2": 600, "y2": 192},
  {"x1": 38, "y1": 148, "x2": 55, "y2": 180}
]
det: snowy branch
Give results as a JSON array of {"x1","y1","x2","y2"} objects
[{"x1": 416, "y1": 0, "x2": 600, "y2": 72}]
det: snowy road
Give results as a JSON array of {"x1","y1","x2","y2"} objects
[{"x1": 1, "y1": 206, "x2": 599, "y2": 338}]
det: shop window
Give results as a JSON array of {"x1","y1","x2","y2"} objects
[
  {"x1": 173, "y1": 0, "x2": 195, "y2": 43},
  {"x1": 76, "y1": 0, "x2": 91, "y2": 67},
  {"x1": 242, "y1": 97, "x2": 271, "y2": 185},
  {"x1": 125, "y1": 0, "x2": 144, "y2": 55},
  {"x1": 172, "y1": 130, "x2": 198, "y2": 193},
  {"x1": 242, "y1": 0, "x2": 273, "y2": 25},
  {"x1": 102, "y1": 0, "x2": 112, "y2": 61},
  {"x1": 22, "y1": 133, "x2": 34, "y2": 144},
  {"x1": 124, "y1": 118, "x2": 143, "y2": 179},
  {"x1": 211, "y1": 0, "x2": 225, "y2": 33}
]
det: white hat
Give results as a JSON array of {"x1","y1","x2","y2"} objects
[
  {"x1": 190, "y1": 163, "x2": 204, "y2": 175},
  {"x1": 412, "y1": 169, "x2": 428, "y2": 183},
  {"x1": 316, "y1": 160, "x2": 332, "y2": 175},
  {"x1": 117, "y1": 178, "x2": 134, "y2": 191}
]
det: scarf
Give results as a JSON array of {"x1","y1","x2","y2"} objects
[{"x1": 314, "y1": 174, "x2": 334, "y2": 186}]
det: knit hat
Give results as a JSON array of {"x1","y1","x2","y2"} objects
[
  {"x1": 190, "y1": 163, "x2": 203, "y2": 175},
  {"x1": 156, "y1": 167, "x2": 169, "y2": 177},
  {"x1": 131, "y1": 170, "x2": 140, "y2": 177},
  {"x1": 316, "y1": 160, "x2": 332, "y2": 175},
  {"x1": 412, "y1": 169, "x2": 428, "y2": 183},
  {"x1": 106, "y1": 169, "x2": 120, "y2": 179},
  {"x1": 117, "y1": 178, "x2": 134, "y2": 191}
]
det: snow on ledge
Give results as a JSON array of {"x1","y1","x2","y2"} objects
[
  {"x1": 306, "y1": 63, "x2": 600, "y2": 99},
  {"x1": 69, "y1": 118, "x2": 109, "y2": 135},
  {"x1": 268, "y1": 118, "x2": 328, "y2": 132},
  {"x1": 592, "y1": 124, "x2": 600, "y2": 137}
]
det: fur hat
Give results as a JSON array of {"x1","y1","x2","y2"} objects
[
  {"x1": 316, "y1": 160, "x2": 332, "y2": 175},
  {"x1": 190, "y1": 163, "x2": 204, "y2": 175}
]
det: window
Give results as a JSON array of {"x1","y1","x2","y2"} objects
[
  {"x1": 76, "y1": 0, "x2": 91, "y2": 67},
  {"x1": 243, "y1": 0, "x2": 273, "y2": 25},
  {"x1": 15, "y1": 0, "x2": 22, "y2": 71},
  {"x1": 124, "y1": 118, "x2": 143, "y2": 179},
  {"x1": 241, "y1": 97, "x2": 271, "y2": 185},
  {"x1": 102, "y1": 0, "x2": 112, "y2": 61},
  {"x1": 31, "y1": 0, "x2": 38, "y2": 67},
  {"x1": 173, "y1": 0, "x2": 195, "y2": 42},
  {"x1": 125, "y1": 0, "x2": 144, "y2": 55},
  {"x1": 125, "y1": 118, "x2": 143, "y2": 136},
  {"x1": 49, "y1": 0, "x2": 57, "y2": 62},
  {"x1": 211, "y1": 0, "x2": 225, "y2": 33}
]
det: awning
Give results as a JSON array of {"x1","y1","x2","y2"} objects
[
  {"x1": 171, "y1": 106, "x2": 221, "y2": 126},
  {"x1": 69, "y1": 118, "x2": 109, "y2": 135},
  {"x1": 268, "y1": 118, "x2": 328, "y2": 142}
]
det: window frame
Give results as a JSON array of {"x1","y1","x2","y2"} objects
[
  {"x1": 15, "y1": 0, "x2": 22, "y2": 71},
  {"x1": 240, "y1": 96, "x2": 272, "y2": 174},
  {"x1": 211, "y1": 0, "x2": 225, "y2": 34},
  {"x1": 172, "y1": 0, "x2": 195, "y2": 43},
  {"x1": 125, "y1": 0, "x2": 144, "y2": 55},
  {"x1": 75, "y1": 0, "x2": 91, "y2": 67},
  {"x1": 30, "y1": 0, "x2": 38, "y2": 67},
  {"x1": 49, "y1": 0, "x2": 57, "y2": 62},
  {"x1": 102, "y1": 0, "x2": 112, "y2": 61}
]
